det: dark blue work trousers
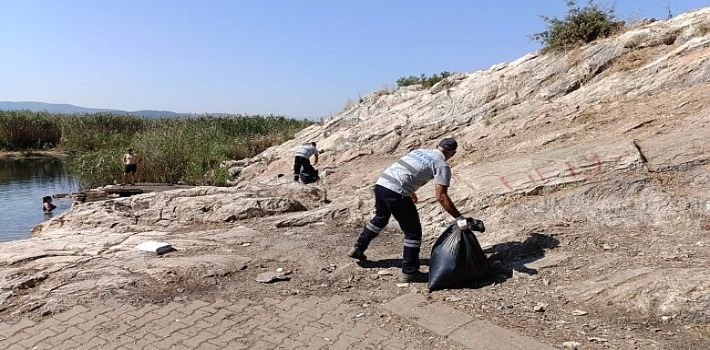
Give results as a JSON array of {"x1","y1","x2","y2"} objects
[
  {"x1": 355, "y1": 185, "x2": 423, "y2": 274},
  {"x1": 293, "y1": 156, "x2": 315, "y2": 181}
]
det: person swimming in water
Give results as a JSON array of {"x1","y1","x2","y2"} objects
[{"x1": 42, "y1": 196, "x2": 57, "y2": 213}]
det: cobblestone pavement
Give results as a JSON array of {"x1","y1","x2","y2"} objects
[{"x1": 0, "y1": 295, "x2": 463, "y2": 350}]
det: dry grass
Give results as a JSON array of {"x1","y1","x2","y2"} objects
[
  {"x1": 343, "y1": 98, "x2": 357, "y2": 111},
  {"x1": 623, "y1": 38, "x2": 640, "y2": 49},
  {"x1": 608, "y1": 47, "x2": 656, "y2": 73},
  {"x1": 697, "y1": 22, "x2": 710, "y2": 37},
  {"x1": 564, "y1": 46, "x2": 600, "y2": 86},
  {"x1": 565, "y1": 47, "x2": 584, "y2": 67},
  {"x1": 569, "y1": 111, "x2": 600, "y2": 125},
  {"x1": 380, "y1": 83, "x2": 395, "y2": 94}
]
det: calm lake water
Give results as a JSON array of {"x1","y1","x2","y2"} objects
[{"x1": 0, "y1": 158, "x2": 78, "y2": 242}]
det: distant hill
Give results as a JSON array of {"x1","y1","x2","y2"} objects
[
  {"x1": 0, "y1": 101, "x2": 323, "y2": 120},
  {"x1": 0, "y1": 101, "x2": 188, "y2": 118}
]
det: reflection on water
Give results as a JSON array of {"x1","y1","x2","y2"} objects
[{"x1": 0, "y1": 158, "x2": 78, "y2": 242}]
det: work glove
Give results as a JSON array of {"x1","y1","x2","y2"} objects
[{"x1": 456, "y1": 217, "x2": 468, "y2": 230}]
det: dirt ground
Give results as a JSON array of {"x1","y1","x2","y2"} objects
[{"x1": 71, "y1": 209, "x2": 704, "y2": 350}]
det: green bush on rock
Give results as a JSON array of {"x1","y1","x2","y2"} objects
[
  {"x1": 396, "y1": 71, "x2": 453, "y2": 88},
  {"x1": 530, "y1": 0, "x2": 621, "y2": 53}
]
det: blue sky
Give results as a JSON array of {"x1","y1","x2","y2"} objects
[{"x1": 1, "y1": 1, "x2": 707, "y2": 118}]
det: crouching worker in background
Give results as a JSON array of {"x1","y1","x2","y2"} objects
[
  {"x1": 293, "y1": 142, "x2": 319, "y2": 183},
  {"x1": 347, "y1": 138, "x2": 469, "y2": 283}
]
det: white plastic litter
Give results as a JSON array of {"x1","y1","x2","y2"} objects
[{"x1": 135, "y1": 241, "x2": 173, "y2": 255}]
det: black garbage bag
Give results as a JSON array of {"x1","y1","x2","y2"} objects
[
  {"x1": 299, "y1": 169, "x2": 320, "y2": 184},
  {"x1": 428, "y1": 218, "x2": 490, "y2": 291}
]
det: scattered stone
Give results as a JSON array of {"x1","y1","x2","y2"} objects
[
  {"x1": 135, "y1": 241, "x2": 174, "y2": 255},
  {"x1": 0, "y1": 291, "x2": 13, "y2": 311},
  {"x1": 555, "y1": 320, "x2": 570, "y2": 329},
  {"x1": 588, "y1": 337, "x2": 609, "y2": 343},
  {"x1": 12, "y1": 301, "x2": 45, "y2": 315},
  {"x1": 396, "y1": 283, "x2": 409, "y2": 288},
  {"x1": 0, "y1": 290, "x2": 12, "y2": 302},
  {"x1": 354, "y1": 313, "x2": 365, "y2": 318},
  {"x1": 276, "y1": 267, "x2": 284, "y2": 272},
  {"x1": 256, "y1": 271, "x2": 291, "y2": 283},
  {"x1": 241, "y1": 242, "x2": 252, "y2": 247},
  {"x1": 446, "y1": 296, "x2": 463, "y2": 302},
  {"x1": 512, "y1": 270, "x2": 537, "y2": 280},
  {"x1": 660, "y1": 315, "x2": 673, "y2": 323},
  {"x1": 377, "y1": 270, "x2": 394, "y2": 276},
  {"x1": 542, "y1": 278, "x2": 550, "y2": 286},
  {"x1": 534, "y1": 302, "x2": 548, "y2": 312},
  {"x1": 321, "y1": 264, "x2": 337, "y2": 273},
  {"x1": 571, "y1": 309, "x2": 588, "y2": 316},
  {"x1": 561, "y1": 341, "x2": 581, "y2": 349}
]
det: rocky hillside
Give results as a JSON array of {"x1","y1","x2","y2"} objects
[
  {"x1": 236, "y1": 4, "x2": 710, "y2": 337},
  {"x1": 3, "y1": 7, "x2": 709, "y2": 349}
]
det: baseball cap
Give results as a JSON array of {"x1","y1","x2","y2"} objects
[{"x1": 438, "y1": 138, "x2": 458, "y2": 151}]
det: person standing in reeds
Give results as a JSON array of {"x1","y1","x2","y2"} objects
[
  {"x1": 293, "y1": 142, "x2": 319, "y2": 182},
  {"x1": 122, "y1": 148, "x2": 140, "y2": 186}
]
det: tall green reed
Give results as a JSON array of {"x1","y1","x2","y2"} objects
[
  {"x1": 0, "y1": 110, "x2": 61, "y2": 150},
  {"x1": 1, "y1": 111, "x2": 313, "y2": 187}
]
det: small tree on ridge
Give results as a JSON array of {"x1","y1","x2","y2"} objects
[{"x1": 529, "y1": 0, "x2": 620, "y2": 53}]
